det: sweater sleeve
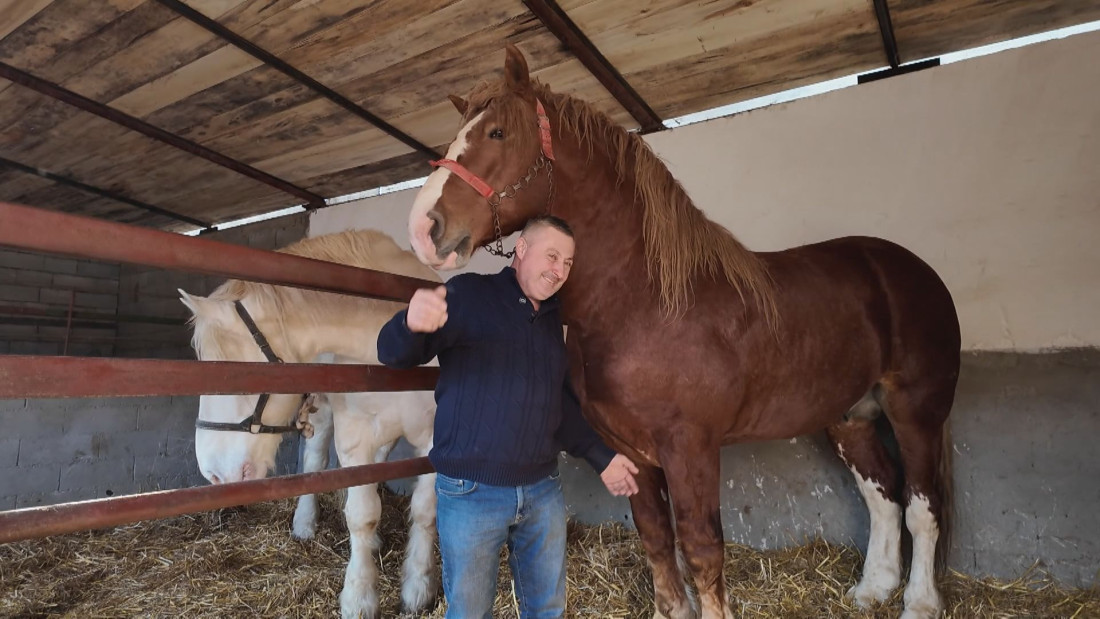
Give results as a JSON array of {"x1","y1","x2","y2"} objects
[
  {"x1": 377, "y1": 285, "x2": 462, "y2": 369},
  {"x1": 555, "y1": 375, "x2": 616, "y2": 474}
]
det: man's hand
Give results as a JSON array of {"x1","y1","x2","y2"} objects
[
  {"x1": 406, "y1": 286, "x2": 448, "y2": 333},
  {"x1": 600, "y1": 453, "x2": 640, "y2": 497}
]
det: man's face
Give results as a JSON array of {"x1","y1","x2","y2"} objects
[{"x1": 515, "y1": 226, "x2": 575, "y2": 302}]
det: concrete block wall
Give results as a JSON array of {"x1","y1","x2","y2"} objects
[
  {"x1": 0, "y1": 396, "x2": 300, "y2": 509},
  {"x1": 2, "y1": 214, "x2": 309, "y2": 509},
  {"x1": 115, "y1": 213, "x2": 309, "y2": 359},
  {"x1": 0, "y1": 249, "x2": 121, "y2": 357},
  {"x1": 561, "y1": 350, "x2": 1100, "y2": 587}
]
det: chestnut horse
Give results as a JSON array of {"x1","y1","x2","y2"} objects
[{"x1": 406, "y1": 46, "x2": 959, "y2": 619}]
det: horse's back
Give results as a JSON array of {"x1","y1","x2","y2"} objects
[{"x1": 764, "y1": 235, "x2": 960, "y2": 374}]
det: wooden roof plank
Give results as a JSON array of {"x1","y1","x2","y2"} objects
[
  {"x1": 0, "y1": 154, "x2": 212, "y2": 228},
  {"x1": 890, "y1": 0, "x2": 1100, "y2": 63},
  {"x1": 0, "y1": 0, "x2": 54, "y2": 42},
  {"x1": 524, "y1": 0, "x2": 663, "y2": 132},
  {"x1": 108, "y1": 42, "x2": 264, "y2": 118},
  {"x1": 0, "y1": 0, "x2": 152, "y2": 79},
  {"x1": 568, "y1": 0, "x2": 882, "y2": 119},
  {"x1": 155, "y1": 0, "x2": 440, "y2": 158},
  {"x1": 0, "y1": 60, "x2": 326, "y2": 207}
]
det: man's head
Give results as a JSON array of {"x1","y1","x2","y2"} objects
[{"x1": 511, "y1": 215, "x2": 575, "y2": 304}]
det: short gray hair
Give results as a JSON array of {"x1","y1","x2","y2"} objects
[{"x1": 521, "y1": 215, "x2": 574, "y2": 239}]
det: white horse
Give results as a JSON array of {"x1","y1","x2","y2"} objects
[{"x1": 179, "y1": 229, "x2": 440, "y2": 619}]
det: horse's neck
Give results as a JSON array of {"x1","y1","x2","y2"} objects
[
  {"x1": 551, "y1": 135, "x2": 653, "y2": 332},
  {"x1": 258, "y1": 294, "x2": 397, "y2": 364}
]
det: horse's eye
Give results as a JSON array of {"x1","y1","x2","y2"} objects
[{"x1": 489, "y1": 128, "x2": 504, "y2": 140}]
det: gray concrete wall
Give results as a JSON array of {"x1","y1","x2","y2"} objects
[
  {"x1": 115, "y1": 213, "x2": 309, "y2": 359},
  {"x1": 0, "y1": 395, "x2": 301, "y2": 509},
  {"x1": 0, "y1": 249, "x2": 121, "y2": 357},
  {"x1": 560, "y1": 349, "x2": 1100, "y2": 587},
  {"x1": 1, "y1": 215, "x2": 309, "y2": 508}
]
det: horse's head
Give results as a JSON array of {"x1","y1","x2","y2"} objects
[
  {"x1": 179, "y1": 289, "x2": 302, "y2": 484},
  {"x1": 409, "y1": 45, "x2": 554, "y2": 269}
]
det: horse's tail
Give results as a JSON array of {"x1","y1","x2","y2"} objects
[{"x1": 935, "y1": 419, "x2": 954, "y2": 575}]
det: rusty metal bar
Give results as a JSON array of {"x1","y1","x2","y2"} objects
[
  {"x1": 63, "y1": 290, "x2": 75, "y2": 355},
  {"x1": 155, "y1": 0, "x2": 440, "y2": 163},
  {"x1": 0, "y1": 61, "x2": 326, "y2": 209},
  {"x1": 524, "y1": 0, "x2": 664, "y2": 133},
  {"x1": 0, "y1": 456, "x2": 435, "y2": 544},
  {"x1": 0, "y1": 356, "x2": 439, "y2": 398},
  {"x1": 0, "y1": 201, "x2": 436, "y2": 302},
  {"x1": 871, "y1": 0, "x2": 901, "y2": 69}
]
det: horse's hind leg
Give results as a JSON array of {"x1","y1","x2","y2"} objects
[
  {"x1": 826, "y1": 414, "x2": 902, "y2": 608},
  {"x1": 292, "y1": 394, "x2": 334, "y2": 540},
  {"x1": 630, "y1": 464, "x2": 696, "y2": 619},
  {"x1": 882, "y1": 379, "x2": 954, "y2": 619}
]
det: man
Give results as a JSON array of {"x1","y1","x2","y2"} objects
[{"x1": 377, "y1": 215, "x2": 639, "y2": 618}]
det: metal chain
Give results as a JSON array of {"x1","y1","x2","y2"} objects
[{"x1": 482, "y1": 156, "x2": 554, "y2": 258}]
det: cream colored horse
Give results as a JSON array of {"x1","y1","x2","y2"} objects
[{"x1": 180, "y1": 229, "x2": 440, "y2": 619}]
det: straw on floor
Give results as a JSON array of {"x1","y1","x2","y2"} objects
[{"x1": 1, "y1": 491, "x2": 1096, "y2": 618}]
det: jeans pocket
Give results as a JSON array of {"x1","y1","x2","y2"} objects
[{"x1": 435, "y1": 473, "x2": 478, "y2": 497}]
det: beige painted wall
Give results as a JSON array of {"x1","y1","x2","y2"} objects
[{"x1": 311, "y1": 30, "x2": 1100, "y2": 352}]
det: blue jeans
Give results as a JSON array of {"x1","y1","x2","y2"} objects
[{"x1": 435, "y1": 471, "x2": 567, "y2": 619}]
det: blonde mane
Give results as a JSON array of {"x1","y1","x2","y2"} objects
[
  {"x1": 191, "y1": 229, "x2": 440, "y2": 360},
  {"x1": 532, "y1": 83, "x2": 778, "y2": 323}
]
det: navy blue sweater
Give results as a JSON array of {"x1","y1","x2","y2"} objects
[{"x1": 377, "y1": 267, "x2": 615, "y2": 486}]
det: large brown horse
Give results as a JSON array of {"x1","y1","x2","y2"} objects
[{"x1": 407, "y1": 46, "x2": 959, "y2": 619}]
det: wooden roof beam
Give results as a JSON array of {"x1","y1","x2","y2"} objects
[
  {"x1": 0, "y1": 61, "x2": 327, "y2": 209},
  {"x1": 0, "y1": 155, "x2": 213, "y2": 229},
  {"x1": 523, "y1": 0, "x2": 664, "y2": 134},
  {"x1": 156, "y1": 0, "x2": 441, "y2": 160}
]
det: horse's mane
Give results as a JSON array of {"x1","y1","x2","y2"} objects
[
  {"x1": 192, "y1": 229, "x2": 440, "y2": 360},
  {"x1": 523, "y1": 81, "x2": 778, "y2": 323}
]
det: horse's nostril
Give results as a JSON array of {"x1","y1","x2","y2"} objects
[
  {"x1": 209, "y1": 473, "x2": 222, "y2": 485},
  {"x1": 427, "y1": 210, "x2": 445, "y2": 245}
]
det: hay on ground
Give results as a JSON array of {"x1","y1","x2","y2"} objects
[{"x1": 1, "y1": 490, "x2": 1095, "y2": 618}]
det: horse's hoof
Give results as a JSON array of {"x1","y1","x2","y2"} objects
[
  {"x1": 845, "y1": 578, "x2": 895, "y2": 608},
  {"x1": 900, "y1": 607, "x2": 943, "y2": 619},
  {"x1": 291, "y1": 512, "x2": 317, "y2": 540},
  {"x1": 899, "y1": 593, "x2": 944, "y2": 619},
  {"x1": 339, "y1": 591, "x2": 379, "y2": 619},
  {"x1": 401, "y1": 574, "x2": 438, "y2": 613}
]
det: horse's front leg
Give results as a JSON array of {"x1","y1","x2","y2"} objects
[
  {"x1": 292, "y1": 394, "x2": 333, "y2": 540},
  {"x1": 630, "y1": 464, "x2": 697, "y2": 619},
  {"x1": 333, "y1": 397, "x2": 382, "y2": 619},
  {"x1": 658, "y1": 428, "x2": 731, "y2": 619},
  {"x1": 401, "y1": 449, "x2": 438, "y2": 612}
]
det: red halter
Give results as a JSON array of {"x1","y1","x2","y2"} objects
[
  {"x1": 428, "y1": 99, "x2": 555, "y2": 257},
  {"x1": 430, "y1": 99, "x2": 554, "y2": 199}
]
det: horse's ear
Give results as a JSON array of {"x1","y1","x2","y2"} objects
[
  {"x1": 179, "y1": 289, "x2": 203, "y2": 316},
  {"x1": 503, "y1": 44, "x2": 530, "y2": 93},
  {"x1": 448, "y1": 94, "x2": 468, "y2": 115},
  {"x1": 179, "y1": 289, "x2": 229, "y2": 324}
]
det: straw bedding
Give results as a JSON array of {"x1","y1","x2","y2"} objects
[{"x1": 2, "y1": 490, "x2": 1095, "y2": 618}]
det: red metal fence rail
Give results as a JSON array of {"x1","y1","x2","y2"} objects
[
  {"x1": 0, "y1": 201, "x2": 442, "y2": 542},
  {"x1": 0, "y1": 200, "x2": 435, "y2": 302},
  {"x1": 0, "y1": 457, "x2": 436, "y2": 544},
  {"x1": 0, "y1": 356, "x2": 439, "y2": 398}
]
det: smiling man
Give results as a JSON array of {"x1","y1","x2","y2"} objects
[{"x1": 377, "y1": 215, "x2": 638, "y2": 618}]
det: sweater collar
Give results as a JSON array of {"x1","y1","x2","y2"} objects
[{"x1": 499, "y1": 266, "x2": 561, "y2": 313}]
